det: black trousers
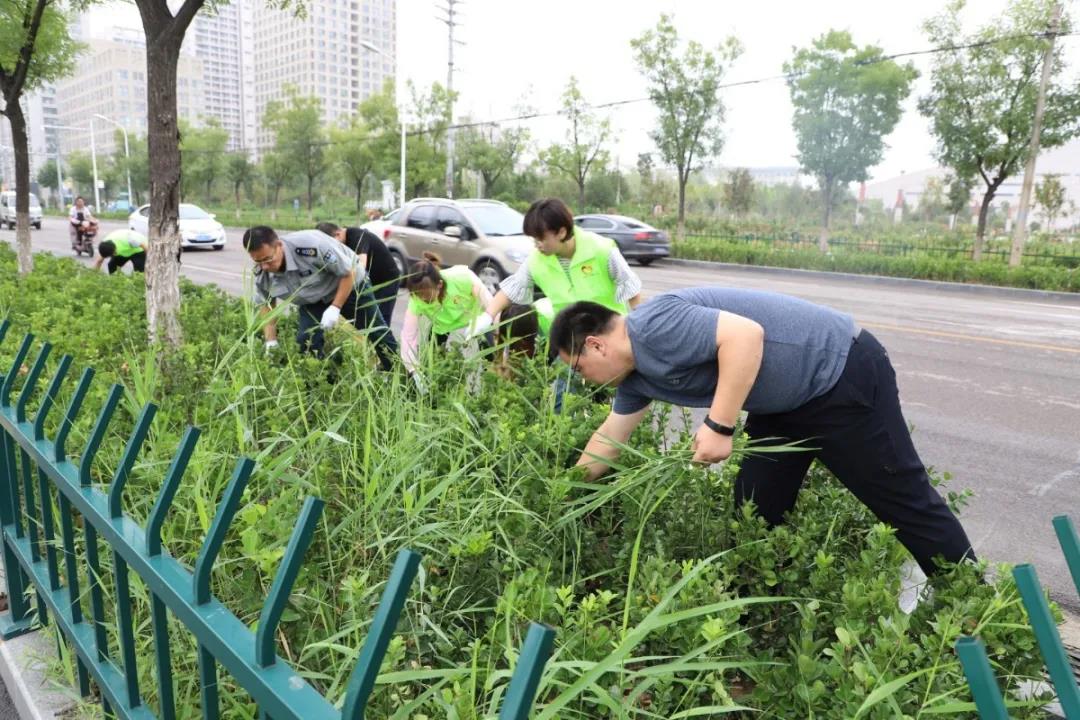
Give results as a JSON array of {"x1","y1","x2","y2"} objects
[
  {"x1": 372, "y1": 279, "x2": 400, "y2": 327},
  {"x1": 297, "y1": 283, "x2": 398, "y2": 370},
  {"x1": 735, "y1": 330, "x2": 975, "y2": 576},
  {"x1": 107, "y1": 253, "x2": 146, "y2": 274}
]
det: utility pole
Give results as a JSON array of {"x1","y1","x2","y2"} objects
[
  {"x1": 436, "y1": 0, "x2": 461, "y2": 198},
  {"x1": 1010, "y1": 2, "x2": 1062, "y2": 267}
]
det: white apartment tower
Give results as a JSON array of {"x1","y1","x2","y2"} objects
[
  {"x1": 190, "y1": 0, "x2": 258, "y2": 153},
  {"x1": 253, "y1": 0, "x2": 396, "y2": 157}
]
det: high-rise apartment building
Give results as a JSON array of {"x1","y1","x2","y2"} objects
[
  {"x1": 253, "y1": 0, "x2": 396, "y2": 157},
  {"x1": 190, "y1": 0, "x2": 257, "y2": 152}
]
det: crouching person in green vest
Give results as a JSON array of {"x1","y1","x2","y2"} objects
[
  {"x1": 482, "y1": 197, "x2": 643, "y2": 410},
  {"x1": 401, "y1": 252, "x2": 497, "y2": 392},
  {"x1": 94, "y1": 229, "x2": 147, "y2": 274}
]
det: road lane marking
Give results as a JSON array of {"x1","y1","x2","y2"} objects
[
  {"x1": 864, "y1": 321, "x2": 1080, "y2": 354},
  {"x1": 181, "y1": 263, "x2": 244, "y2": 279}
]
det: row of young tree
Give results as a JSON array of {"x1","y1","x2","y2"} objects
[{"x1": 3, "y1": 0, "x2": 1078, "y2": 344}]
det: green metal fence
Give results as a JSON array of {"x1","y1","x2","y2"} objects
[
  {"x1": 957, "y1": 515, "x2": 1080, "y2": 718},
  {"x1": 0, "y1": 321, "x2": 556, "y2": 719}
]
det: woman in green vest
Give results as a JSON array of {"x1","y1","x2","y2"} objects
[
  {"x1": 93, "y1": 229, "x2": 147, "y2": 275},
  {"x1": 401, "y1": 252, "x2": 497, "y2": 376}
]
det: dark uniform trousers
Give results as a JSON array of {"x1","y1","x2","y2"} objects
[
  {"x1": 735, "y1": 329, "x2": 975, "y2": 576},
  {"x1": 297, "y1": 282, "x2": 399, "y2": 371},
  {"x1": 107, "y1": 253, "x2": 146, "y2": 275}
]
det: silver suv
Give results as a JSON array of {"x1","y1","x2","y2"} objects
[
  {"x1": 384, "y1": 198, "x2": 534, "y2": 294},
  {"x1": 0, "y1": 191, "x2": 43, "y2": 229}
]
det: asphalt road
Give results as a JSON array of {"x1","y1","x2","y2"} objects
[{"x1": 5, "y1": 218, "x2": 1080, "y2": 611}]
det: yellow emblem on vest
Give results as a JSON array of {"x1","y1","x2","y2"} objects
[{"x1": 580, "y1": 264, "x2": 594, "y2": 276}]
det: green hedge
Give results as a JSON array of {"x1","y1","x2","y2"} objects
[
  {"x1": 0, "y1": 246, "x2": 1058, "y2": 717},
  {"x1": 675, "y1": 237, "x2": 1080, "y2": 292}
]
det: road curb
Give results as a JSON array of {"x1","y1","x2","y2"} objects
[
  {"x1": 0, "y1": 629, "x2": 77, "y2": 720},
  {"x1": 664, "y1": 257, "x2": 1080, "y2": 304}
]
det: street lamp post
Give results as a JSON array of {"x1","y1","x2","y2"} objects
[
  {"x1": 358, "y1": 39, "x2": 406, "y2": 207},
  {"x1": 89, "y1": 118, "x2": 100, "y2": 211},
  {"x1": 94, "y1": 114, "x2": 132, "y2": 206}
]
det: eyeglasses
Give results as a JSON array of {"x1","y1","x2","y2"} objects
[
  {"x1": 251, "y1": 244, "x2": 279, "y2": 267},
  {"x1": 570, "y1": 344, "x2": 586, "y2": 375}
]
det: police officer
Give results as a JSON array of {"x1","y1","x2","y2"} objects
[
  {"x1": 94, "y1": 228, "x2": 147, "y2": 274},
  {"x1": 243, "y1": 226, "x2": 398, "y2": 370}
]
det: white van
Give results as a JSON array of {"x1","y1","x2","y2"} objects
[{"x1": 0, "y1": 191, "x2": 43, "y2": 229}]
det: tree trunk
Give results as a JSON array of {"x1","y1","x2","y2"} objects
[
  {"x1": 676, "y1": 172, "x2": 687, "y2": 243},
  {"x1": 144, "y1": 37, "x2": 185, "y2": 347},
  {"x1": 974, "y1": 189, "x2": 996, "y2": 262},
  {"x1": 7, "y1": 102, "x2": 34, "y2": 274},
  {"x1": 949, "y1": 213, "x2": 956, "y2": 231},
  {"x1": 818, "y1": 180, "x2": 833, "y2": 253},
  {"x1": 577, "y1": 179, "x2": 586, "y2": 213},
  {"x1": 306, "y1": 175, "x2": 314, "y2": 212},
  {"x1": 356, "y1": 183, "x2": 363, "y2": 213},
  {"x1": 235, "y1": 183, "x2": 241, "y2": 219}
]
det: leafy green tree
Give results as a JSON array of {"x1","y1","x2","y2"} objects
[
  {"x1": 722, "y1": 168, "x2": 755, "y2": 217},
  {"x1": 67, "y1": 151, "x2": 94, "y2": 198},
  {"x1": 1034, "y1": 173, "x2": 1067, "y2": 230},
  {"x1": 329, "y1": 118, "x2": 375, "y2": 213},
  {"x1": 540, "y1": 77, "x2": 610, "y2": 211},
  {"x1": 920, "y1": 176, "x2": 947, "y2": 223},
  {"x1": 632, "y1": 14, "x2": 741, "y2": 239},
  {"x1": 224, "y1": 152, "x2": 253, "y2": 217},
  {"x1": 180, "y1": 118, "x2": 229, "y2": 201},
  {"x1": 259, "y1": 151, "x2": 291, "y2": 218},
  {"x1": 785, "y1": 30, "x2": 917, "y2": 251},
  {"x1": 919, "y1": 0, "x2": 1080, "y2": 259},
  {"x1": 945, "y1": 174, "x2": 973, "y2": 229},
  {"x1": 1, "y1": 0, "x2": 80, "y2": 272},
  {"x1": 36, "y1": 158, "x2": 61, "y2": 207},
  {"x1": 457, "y1": 122, "x2": 530, "y2": 198},
  {"x1": 264, "y1": 86, "x2": 327, "y2": 212},
  {"x1": 403, "y1": 80, "x2": 452, "y2": 198}
]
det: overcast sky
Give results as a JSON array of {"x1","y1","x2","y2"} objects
[{"x1": 397, "y1": 0, "x2": 1080, "y2": 182}]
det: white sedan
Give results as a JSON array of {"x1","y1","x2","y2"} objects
[{"x1": 129, "y1": 203, "x2": 227, "y2": 250}]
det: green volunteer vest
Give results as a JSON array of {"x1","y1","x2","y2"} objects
[
  {"x1": 526, "y1": 229, "x2": 625, "y2": 318},
  {"x1": 106, "y1": 230, "x2": 144, "y2": 258},
  {"x1": 408, "y1": 265, "x2": 483, "y2": 334},
  {"x1": 533, "y1": 297, "x2": 555, "y2": 336}
]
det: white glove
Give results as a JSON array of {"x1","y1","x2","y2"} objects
[
  {"x1": 468, "y1": 312, "x2": 494, "y2": 339},
  {"x1": 264, "y1": 339, "x2": 279, "y2": 353},
  {"x1": 411, "y1": 372, "x2": 428, "y2": 396},
  {"x1": 320, "y1": 305, "x2": 341, "y2": 329}
]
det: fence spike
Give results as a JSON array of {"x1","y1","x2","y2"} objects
[
  {"x1": 255, "y1": 496, "x2": 325, "y2": 668},
  {"x1": 55, "y1": 367, "x2": 94, "y2": 463},
  {"x1": 34, "y1": 354, "x2": 72, "y2": 441},
  {"x1": 498, "y1": 622, "x2": 556, "y2": 720},
  {"x1": 1013, "y1": 563, "x2": 1080, "y2": 717},
  {"x1": 79, "y1": 384, "x2": 123, "y2": 488},
  {"x1": 15, "y1": 342, "x2": 51, "y2": 424},
  {"x1": 0, "y1": 319, "x2": 9, "y2": 345},
  {"x1": 1053, "y1": 515, "x2": 1080, "y2": 600},
  {"x1": 147, "y1": 426, "x2": 201, "y2": 557},
  {"x1": 107, "y1": 402, "x2": 157, "y2": 518},
  {"x1": 955, "y1": 636, "x2": 1010, "y2": 720},
  {"x1": 0, "y1": 333, "x2": 33, "y2": 408},
  {"x1": 193, "y1": 457, "x2": 255, "y2": 605},
  {"x1": 341, "y1": 549, "x2": 421, "y2": 719}
]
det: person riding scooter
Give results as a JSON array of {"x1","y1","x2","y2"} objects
[{"x1": 69, "y1": 196, "x2": 98, "y2": 255}]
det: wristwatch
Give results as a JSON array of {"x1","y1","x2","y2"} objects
[{"x1": 703, "y1": 416, "x2": 736, "y2": 436}]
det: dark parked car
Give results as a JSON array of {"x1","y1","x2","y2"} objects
[{"x1": 573, "y1": 214, "x2": 670, "y2": 266}]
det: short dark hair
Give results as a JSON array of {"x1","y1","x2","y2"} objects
[
  {"x1": 243, "y1": 226, "x2": 279, "y2": 252},
  {"x1": 75, "y1": 195, "x2": 84, "y2": 202},
  {"x1": 549, "y1": 301, "x2": 619, "y2": 356},
  {"x1": 316, "y1": 222, "x2": 340, "y2": 236},
  {"x1": 523, "y1": 197, "x2": 575, "y2": 241},
  {"x1": 98, "y1": 240, "x2": 116, "y2": 258}
]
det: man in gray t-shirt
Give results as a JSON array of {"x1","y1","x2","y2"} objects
[{"x1": 550, "y1": 288, "x2": 974, "y2": 576}]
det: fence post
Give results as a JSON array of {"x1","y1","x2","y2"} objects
[
  {"x1": 1013, "y1": 564, "x2": 1080, "y2": 717},
  {"x1": 1053, "y1": 515, "x2": 1080, "y2": 600},
  {"x1": 498, "y1": 622, "x2": 556, "y2": 720},
  {"x1": 955, "y1": 636, "x2": 1010, "y2": 720}
]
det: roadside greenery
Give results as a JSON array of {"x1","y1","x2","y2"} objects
[{"x1": 0, "y1": 246, "x2": 1060, "y2": 717}]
